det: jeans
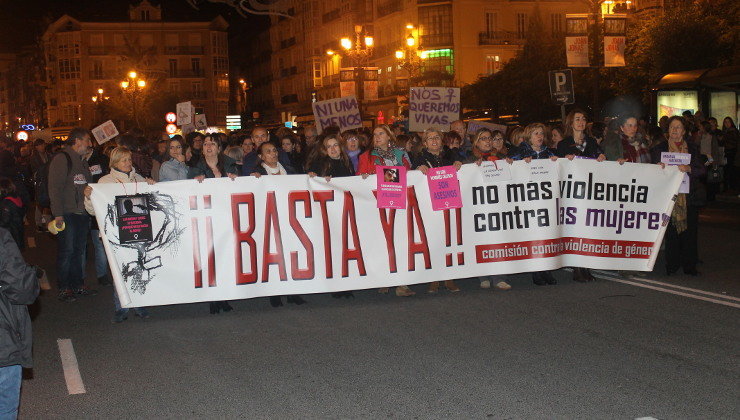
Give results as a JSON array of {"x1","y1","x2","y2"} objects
[
  {"x1": 56, "y1": 213, "x2": 90, "y2": 291},
  {"x1": 89, "y1": 229, "x2": 109, "y2": 278},
  {"x1": 112, "y1": 287, "x2": 147, "y2": 316},
  {"x1": 0, "y1": 365, "x2": 21, "y2": 420}
]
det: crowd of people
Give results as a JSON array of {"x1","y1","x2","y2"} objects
[{"x1": 0, "y1": 110, "x2": 738, "y2": 322}]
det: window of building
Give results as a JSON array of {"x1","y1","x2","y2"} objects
[
  {"x1": 58, "y1": 59, "x2": 80, "y2": 80},
  {"x1": 485, "y1": 12, "x2": 498, "y2": 35},
  {"x1": 191, "y1": 58, "x2": 201, "y2": 72},
  {"x1": 192, "y1": 82, "x2": 203, "y2": 97},
  {"x1": 551, "y1": 14, "x2": 564, "y2": 36},
  {"x1": 210, "y1": 33, "x2": 227, "y2": 56},
  {"x1": 141, "y1": 10, "x2": 150, "y2": 21},
  {"x1": 212, "y1": 57, "x2": 228, "y2": 76},
  {"x1": 419, "y1": 4, "x2": 453, "y2": 47},
  {"x1": 421, "y1": 49, "x2": 454, "y2": 75},
  {"x1": 169, "y1": 59, "x2": 178, "y2": 77},
  {"x1": 516, "y1": 13, "x2": 528, "y2": 38},
  {"x1": 92, "y1": 61, "x2": 103, "y2": 79},
  {"x1": 61, "y1": 83, "x2": 77, "y2": 102},
  {"x1": 62, "y1": 105, "x2": 78, "y2": 123},
  {"x1": 485, "y1": 55, "x2": 501, "y2": 75},
  {"x1": 168, "y1": 81, "x2": 180, "y2": 92}
]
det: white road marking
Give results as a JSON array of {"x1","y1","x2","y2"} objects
[
  {"x1": 27, "y1": 237, "x2": 36, "y2": 248},
  {"x1": 57, "y1": 339, "x2": 86, "y2": 395},
  {"x1": 627, "y1": 276, "x2": 740, "y2": 302},
  {"x1": 594, "y1": 273, "x2": 740, "y2": 309}
]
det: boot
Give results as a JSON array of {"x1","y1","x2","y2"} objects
[
  {"x1": 572, "y1": 268, "x2": 588, "y2": 283},
  {"x1": 444, "y1": 280, "x2": 460, "y2": 292},
  {"x1": 395, "y1": 285, "x2": 415, "y2": 297},
  {"x1": 286, "y1": 295, "x2": 306, "y2": 305},
  {"x1": 209, "y1": 302, "x2": 220, "y2": 314},
  {"x1": 532, "y1": 272, "x2": 547, "y2": 286},
  {"x1": 427, "y1": 281, "x2": 440, "y2": 293},
  {"x1": 270, "y1": 296, "x2": 283, "y2": 307},
  {"x1": 542, "y1": 271, "x2": 557, "y2": 285},
  {"x1": 219, "y1": 301, "x2": 233, "y2": 312},
  {"x1": 582, "y1": 268, "x2": 595, "y2": 282}
]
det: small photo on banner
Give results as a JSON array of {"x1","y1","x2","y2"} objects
[
  {"x1": 426, "y1": 166, "x2": 462, "y2": 211},
  {"x1": 115, "y1": 194, "x2": 153, "y2": 243},
  {"x1": 376, "y1": 166, "x2": 407, "y2": 209}
]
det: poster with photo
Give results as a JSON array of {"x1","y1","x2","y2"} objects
[
  {"x1": 115, "y1": 194, "x2": 153, "y2": 243},
  {"x1": 376, "y1": 166, "x2": 407, "y2": 209}
]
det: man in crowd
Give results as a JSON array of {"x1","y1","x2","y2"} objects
[
  {"x1": 0, "y1": 227, "x2": 40, "y2": 419},
  {"x1": 48, "y1": 128, "x2": 98, "y2": 302},
  {"x1": 450, "y1": 120, "x2": 472, "y2": 154},
  {"x1": 240, "y1": 126, "x2": 292, "y2": 175}
]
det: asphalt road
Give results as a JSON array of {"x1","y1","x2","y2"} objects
[{"x1": 16, "y1": 200, "x2": 740, "y2": 419}]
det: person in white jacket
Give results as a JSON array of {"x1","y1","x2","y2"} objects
[{"x1": 84, "y1": 146, "x2": 155, "y2": 323}]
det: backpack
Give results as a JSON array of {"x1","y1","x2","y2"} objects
[{"x1": 35, "y1": 151, "x2": 72, "y2": 208}]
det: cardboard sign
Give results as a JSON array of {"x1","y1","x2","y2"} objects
[
  {"x1": 194, "y1": 114, "x2": 207, "y2": 130},
  {"x1": 661, "y1": 152, "x2": 691, "y2": 193},
  {"x1": 528, "y1": 159, "x2": 558, "y2": 181},
  {"x1": 91, "y1": 120, "x2": 119, "y2": 145},
  {"x1": 312, "y1": 95, "x2": 362, "y2": 134},
  {"x1": 176, "y1": 101, "x2": 193, "y2": 126},
  {"x1": 376, "y1": 166, "x2": 407, "y2": 209},
  {"x1": 426, "y1": 166, "x2": 462, "y2": 211},
  {"x1": 409, "y1": 87, "x2": 460, "y2": 132},
  {"x1": 116, "y1": 194, "x2": 153, "y2": 243},
  {"x1": 480, "y1": 160, "x2": 512, "y2": 183}
]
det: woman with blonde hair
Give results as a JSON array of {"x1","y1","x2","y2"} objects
[{"x1": 83, "y1": 146, "x2": 155, "y2": 323}]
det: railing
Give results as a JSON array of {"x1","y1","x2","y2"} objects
[
  {"x1": 322, "y1": 8, "x2": 340, "y2": 24},
  {"x1": 279, "y1": 37, "x2": 296, "y2": 49},
  {"x1": 164, "y1": 46, "x2": 205, "y2": 55},
  {"x1": 421, "y1": 33, "x2": 453, "y2": 47},
  {"x1": 478, "y1": 31, "x2": 526, "y2": 46},
  {"x1": 169, "y1": 69, "x2": 205, "y2": 78},
  {"x1": 87, "y1": 47, "x2": 126, "y2": 56},
  {"x1": 89, "y1": 71, "x2": 112, "y2": 80}
]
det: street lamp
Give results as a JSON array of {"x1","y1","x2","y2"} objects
[
  {"x1": 120, "y1": 70, "x2": 147, "y2": 129},
  {"x1": 396, "y1": 25, "x2": 423, "y2": 80},
  {"x1": 91, "y1": 88, "x2": 107, "y2": 124},
  {"x1": 328, "y1": 25, "x2": 375, "y2": 117}
]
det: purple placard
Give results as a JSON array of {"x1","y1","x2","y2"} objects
[
  {"x1": 376, "y1": 166, "x2": 407, "y2": 209},
  {"x1": 426, "y1": 166, "x2": 462, "y2": 211}
]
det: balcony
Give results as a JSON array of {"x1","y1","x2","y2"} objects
[
  {"x1": 478, "y1": 31, "x2": 526, "y2": 46},
  {"x1": 279, "y1": 37, "x2": 296, "y2": 49},
  {"x1": 377, "y1": 0, "x2": 402, "y2": 17},
  {"x1": 185, "y1": 91, "x2": 208, "y2": 99},
  {"x1": 87, "y1": 47, "x2": 125, "y2": 56},
  {"x1": 421, "y1": 33, "x2": 453, "y2": 47},
  {"x1": 279, "y1": 66, "x2": 298, "y2": 78},
  {"x1": 89, "y1": 71, "x2": 113, "y2": 80},
  {"x1": 164, "y1": 46, "x2": 205, "y2": 55},
  {"x1": 169, "y1": 69, "x2": 205, "y2": 78},
  {"x1": 322, "y1": 8, "x2": 340, "y2": 24}
]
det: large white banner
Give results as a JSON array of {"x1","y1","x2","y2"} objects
[{"x1": 89, "y1": 160, "x2": 684, "y2": 308}]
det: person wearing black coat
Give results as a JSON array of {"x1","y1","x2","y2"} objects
[
  {"x1": 187, "y1": 135, "x2": 238, "y2": 314},
  {"x1": 0, "y1": 227, "x2": 40, "y2": 419},
  {"x1": 0, "y1": 177, "x2": 24, "y2": 250},
  {"x1": 307, "y1": 134, "x2": 356, "y2": 298},
  {"x1": 650, "y1": 116, "x2": 706, "y2": 276},
  {"x1": 411, "y1": 129, "x2": 463, "y2": 293},
  {"x1": 251, "y1": 142, "x2": 306, "y2": 307},
  {"x1": 84, "y1": 146, "x2": 112, "y2": 285},
  {"x1": 556, "y1": 109, "x2": 606, "y2": 282}
]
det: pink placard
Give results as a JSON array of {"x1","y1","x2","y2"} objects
[
  {"x1": 376, "y1": 166, "x2": 407, "y2": 209},
  {"x1": 426, "y1": 166, "x2": 462, "y2": 211}
]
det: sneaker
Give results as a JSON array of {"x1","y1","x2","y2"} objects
[
  {"x1": 495, "y1": 281, "x2": 512, "y2": 291},
  {"x1": 57, "y1": 289, "x2": 77, "y2": 302},
  {"x1": 74, "y1": 287, "x2": 99, "y2": 297},
  {"x1": 134, "y1": 308, "x2": 150, "y2": 319},
  {"x1": 112, "y1": 310, "x2": 128, "y2": 323},
  {"x1": 480, "y1": 279, "x2": 491, "y2": 289},
  {"x1": 395, "y1": 285, "x2": 416, "y2": 297}
]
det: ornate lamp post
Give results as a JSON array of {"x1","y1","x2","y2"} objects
[
  {"x1": 120, "y1": 71, "x2": 147, "y2": 128},
  {"x1": 327, "y1": 25, "x2": 374, "y2": 116},
  {"x1": 395, "y1": 24, "x2": 423, "y2": 81}
]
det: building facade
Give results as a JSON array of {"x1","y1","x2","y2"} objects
[
  {"x1": 265, "y1": 0, "x2": 601, "y2": 125},
  {"x1": 41, "y1": 0, "x2": 230, "y2": 131}
]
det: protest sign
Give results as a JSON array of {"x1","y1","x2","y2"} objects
[
  {"x1": 480, "y1": 160, "x2": 512, "y2": 183},
  {"x1": 89, "y1": 160, "x2": 684, "y2": 308},
  {"x1": 176, "y1": 101, "x2": 193, "y2": 126},
  {"x1": 194, "y1": 114, "x2": 208, "y2": 130},
  {"x1": 91, "y1": 120, "x2": 118, "y2": 145},
  {"x1": 312, "y1": 95, "x2": 362, "y2": 134},
  {"x1": 661, "y1": 152, "x2": 690, "y2": 193},
  {"x1": 427, "y1": 166, "x2": 462, "y2": 211},
  {"x1": 409, "y1": 87, "x2": 460, "y2": 132},
  {"x1": 376, "y1": 166, "x2": 407, "y2": 209}
]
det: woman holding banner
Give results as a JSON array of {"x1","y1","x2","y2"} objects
[
  {"x1": 251, "y1": 142, "x2": 307, "y2": 306},
  {"x1": 465, "y1": 128, "x2": 513, "y2": 291},
  {"x1": 188, "y1": 135, "x2": 238, "y2": 314},
  {"x1": 83, "y1": 146, "x2": 155, "y2": 323},
  {"x1": 307, "y1": 134, "x2": 356, "y2": 299},
  {"x1": 601, "y1": 115, "x2": 650, "y2": 164},
  {"x1": 412, "y1": 128, "x2": 463, "y2": 293},
  {"x1": 650, "y1": 116, "x2": 705, "y2": 276},
  {"x1": 357, "y1": 124, "x2": 414, "y2": 297},
  {"x1": 158, "y1": 137, "x2": 189, "y2": 182},
  {"x1": 508, "y1": 123, "x2": 560, "y2": 286}
]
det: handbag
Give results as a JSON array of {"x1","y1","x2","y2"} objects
[{"x1": 707, "y1": 166, "x2": 723, "y2": 184}]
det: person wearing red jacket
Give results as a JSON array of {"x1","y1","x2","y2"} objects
[{"x1": 356, "y1": 124, "x2": 411, "y2": 176}]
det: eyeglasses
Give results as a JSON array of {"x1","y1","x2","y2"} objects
[{"x1": 478, "y1": 136, "x2": 493, "y2": 141}]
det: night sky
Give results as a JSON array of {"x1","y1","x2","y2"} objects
[{"x1": 0, "y1": 0, "x2": 264, "y2": 53}]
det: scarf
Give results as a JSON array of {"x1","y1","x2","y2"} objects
[
  {"x1": 669, "y1": 139, "x2": 688, "y2": 233},
  {"x1": 262, "y1": 162, "x2": 286, "y2": 175},
  {"x1": 347, "y1": 149, "x2": 361, "y2": 170},
  {"x1": 373, "y1": 147, "x2": 398, "y2": 166}
]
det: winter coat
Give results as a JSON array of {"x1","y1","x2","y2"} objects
[
  {"x1": 507, "y1": 142, "x2": 556, "y2": 160},
  {"x1": 356, "y1": 148, "x2": 411, "y2": 175},
  {"x1": 159, "y1": 158, "x2": 189, "y2": 182},
  {"x1": 84, "y1": 168, "x2": 147, "y2": 216},
  {"x1": 48, "y1": 146, "x2": 92, "y2": 217},
  {"x1": 650, "y1": 140, "x2": 707, "y2": 207},
  {"x1": 188, "y1": 154, "x2": 238, "y2": 179},
  {"x1": 556, "y1": 135, "x2": 603, "y2": 159},
  {"x1": 0, "y1": 196, "x2": 24, "y2": 250},
  {"x1": 0, "y1": 227, "x2": 39, "y2": 368}
]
